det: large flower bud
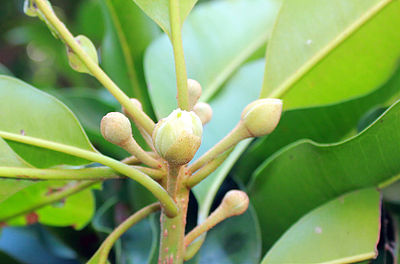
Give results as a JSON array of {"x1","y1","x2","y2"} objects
[
  {"x1": 241, "y1": 98, "x2": 282, "y2": 137},
  {"x1": 153, "y1": 109, "x2": 202, "y2": 165}
]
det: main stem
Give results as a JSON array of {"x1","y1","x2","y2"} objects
[
  {"x1": 34, "y1": 0, "x2": 155, "y2": 135},
  {"x1": 169, "y1": 0, "x2": 189, "y2": 111},
  {"x1": 159, "y1": 165, "x2": 189, "y2": 263}
]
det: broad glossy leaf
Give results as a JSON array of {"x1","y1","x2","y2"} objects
[
  {"x1": 132, "y1": 0, "x2": 197, "y2": 36},
  {"x1": 250, "y1": 100, "x2": 400, "y2": 250},
  {"x1": 89, "y1": 197, "x2": 154, "y2": 264},
  {"x1": 261, "y1": 0, "x2": 400, "y2": 109},
  {"x1": 236, "y1": 63, "x2": 400, "y2": 183},
  {"x1": 52, "y1": 89, "x2": 130, "y2": 159},
  {"x1": 145, "y1": 0, "x2": 281, "y2": 118},
  {"x1": 192, "y1": 60, "x2": 263, "y2": 218},
  {"x1": 262, "y1": 188, "x2": 381, "y2": 263},
  {"x1": 0, "y1": 76, "x2": 95, "y2": 168},
  {"x1": 0, "y1": 181, "x2": 95, "y2": 229},
  {"x1": 196, "y1": 204, "x2": 261, "y2": 264},
  {"x1": 100, "y1": 0, "x2": 158, "y2": 115},
  {"x1": 0, "y1": 138, "x2": 33, "y2": 203}
]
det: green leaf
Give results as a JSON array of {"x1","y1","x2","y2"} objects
[
  {"x1": 0, "y1": 75, "x2": 96, "y2": 168},
  {"x1": 0, "y1": 138, "x2": 34, "y2": 203},
  {"x1": 0, "y1": 181, "x2": 96, "y2": 229},
  {"x1": 262, "y1": 188, "x2": 381, "y2": 264},
  {"x1": 100, "y1": 0, "x2": 159, "y2": 115},
  {"x1": 195, "y1": 204, "x2": 261, "y2": 264},
  {"x1": 145, "y1": 0, "x2": 281, "y2": 118},
  {"x1": 261, "y1": 0, "x2": 400, "y2": 109},
  {"x1": 132, "y1": 0, "x2": 197, "y2": 36},
  {"x1": 51, "y1": 89, "x2": 129, "y2": 159},
  {"x1": 249, "y1": 99, "x2": 400, "y2": 250},
  {"x1": 235, "y1": 63, "x2": 400, "y2": 183}
]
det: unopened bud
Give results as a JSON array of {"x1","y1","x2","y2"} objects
[
  {"x1": 23, "y1": 0, "x2": 38, "y2": 17},
  {"x1": 101, "y1": 112, "x2": 132, "y2": 146},
  {"x1": 221, "y1": 190, "x2": 249, "y2": 217},
  {"x1": 67, "y1": 35, "x2": 98, "y2": 74},
  {"x1": 241, "y1": 98, "x2": 282, "y2": 137},
  {"x1": 193, "y1": 102, "x2": 212, "y2": 125},
  {"x1": 188, "y1": 79, "x2": 202, "y2": 110},
  {"x1": 153, "y1": 109, "x2": 202, "y2": 165},
  {"x1": 122, "y1": 98, "x2": 143, "y2": 117}
]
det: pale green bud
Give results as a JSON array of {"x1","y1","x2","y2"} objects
[
  {"x1": 221, "y1": 190, "x2": 249, "y2": 217},
  {"x1": 193, "y1": 102, "x2": 212, "y2": 125},
  {"x1": 188, "y1": 79, "x2": 202, "y2": 110},
  {"x1": 241, "y1": 98, "x2": 282, "y2": 137},
  {"x1": 23, "y1": 0, "x2": 38, "y2": 17},
  {"x1": 101, "y1": 112, "x2": 132, "y2": 146},
  {"x1": 153, "y1": 109, "x2": 203, "y2": 165},
  {"x1": 122, "y1": 98, "x2": 143, "y2": 118},
  {"x1": 67, "y1": 35, "x2": 98, "y2": 74}
]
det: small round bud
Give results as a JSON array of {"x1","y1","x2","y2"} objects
[
  {"x1": 67, "y1": 35, "x2": 98, "y2": 74},
  {"x1": 23, "y1": 0, "x2": 38, "y2": 17},
  {"x1": 193, "y1": 102, "x2": 213, "y2": 125},
  {"x1": 241, "y1": 98, "x2": 282, "y2": 137},
  {"x1": 188, "y1": 79, "x2": 202, "y2": 110},
  {"x1": 101, "y1": 112, "x2": 132, "y2": 146},
  {"x1": 153, "y1": 109, "x2": 203, "y2": 165},
  {"x1": 221, "y1": 190, "x2": 249, "y2": 217},
  {"x1": 122, "y1": 98, "x2": 143, "y2": 117}
]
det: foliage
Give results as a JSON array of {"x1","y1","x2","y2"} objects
[{"x1": 0, "y1": 0, "x2": 399, "y2": 263}]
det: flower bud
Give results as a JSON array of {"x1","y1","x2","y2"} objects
[
  {"x1": 193, "y1": 102, "x2": 212, "y2": 125},
  {"x1": 188, "y1": 79, "x2": 202, "y2": 110},
  {"x1": 67, "y1": 35, "x2": 98, "y2": 74},
  {"x1": 153, "y1": 109, "x2": 203, "y2": 165},
  {"x1": 221, "y1": 190, "x2": 249, "y2": 217},
  {"x1": 101, "y1": 112, "x2": 132, "y2": 146},
  {"x1": 23, "y1": 0, "x2": 38, "y2": 17},
  {"x1": 241, "y1": 98, "x2": 282, "y2": 137},
  {"x1": 122, "y1": 98, "x2": 143, "y2": 117}
]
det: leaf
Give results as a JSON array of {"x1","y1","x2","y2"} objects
[
  {"x1": 51, "y1": 89, "x2": 129, "y2": 159},
  {"x1": 261, "y1": 0, "x2": 400, "y2": 109},
  {"x1": 100, "y1": 0, "x2": 159, "y2": 115},
  {"x1": 132, "y1": 0, "x2": 197, "y2": 37},
  {"x1": 235, "y1": 62, "x2": 400, "y2": 183},
  {"x1": 145, "y1": 0, "x2": 282, "y2": 118},
  {"x1": 262, "y1": 188, "x2": 381, "y2": 264},
  {"x1": 0, "y1": 181, "x2": 96, "y2": 229},
  {"x1": 0, "y1": 138, "x2": 33, "y2": 204},
  {"x1": 88, "y1": 197, "x2": 154, "y2": 264},
  {"x1": 249, "y1": 99, "x2": 400, "y2": 250},
  {"x1": 196, "y1": 204, "x2": 261, "y2": 264},
  {"x1": 0, "y1": 75, "x2": 96, "y2": 168}
]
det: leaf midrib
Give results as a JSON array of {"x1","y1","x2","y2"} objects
[{"x1": 266, "y1": 0, "x2": 393, "y2": 98}]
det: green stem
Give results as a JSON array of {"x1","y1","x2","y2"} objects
[
  {"x1": 184, "y1": 234, "x2": 206, "y2": 261},
  {"x1": 122, "y1": 138, "x2": 161, "y2": 169},
  {"x1": 169, "y1": 0, "x2": 189, "y2": 110},
  {"x1": 0, "y1": 166, "x2": 119, "y2": 181},
  {"x1": 0, "y1": 131, "x2": 177, "y2": 217},
  {"x1": 184, "y1": 205, "x2": 226, "y2": 247},
  {"x1": 34, "y1": 0, "x2": 155, "y2": 135},
  {"x1": 186, "y1": 149, "x2": 232, "y2": 188},
  {"x1": 132, "y1": 166, "x2": 166, "y2": 180},
  {"x1": 0, "y1": 180, "x2": 98, "y2": 222},
  {"x1": 97, "y1": 203, "x2": 161, "y2": 264},
  {"x1": 159, "y1": 165, "x2": 189, "y2": 264},
  {"x1": 189, "y1": 124, "x2": 249, "y2": 172}
]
